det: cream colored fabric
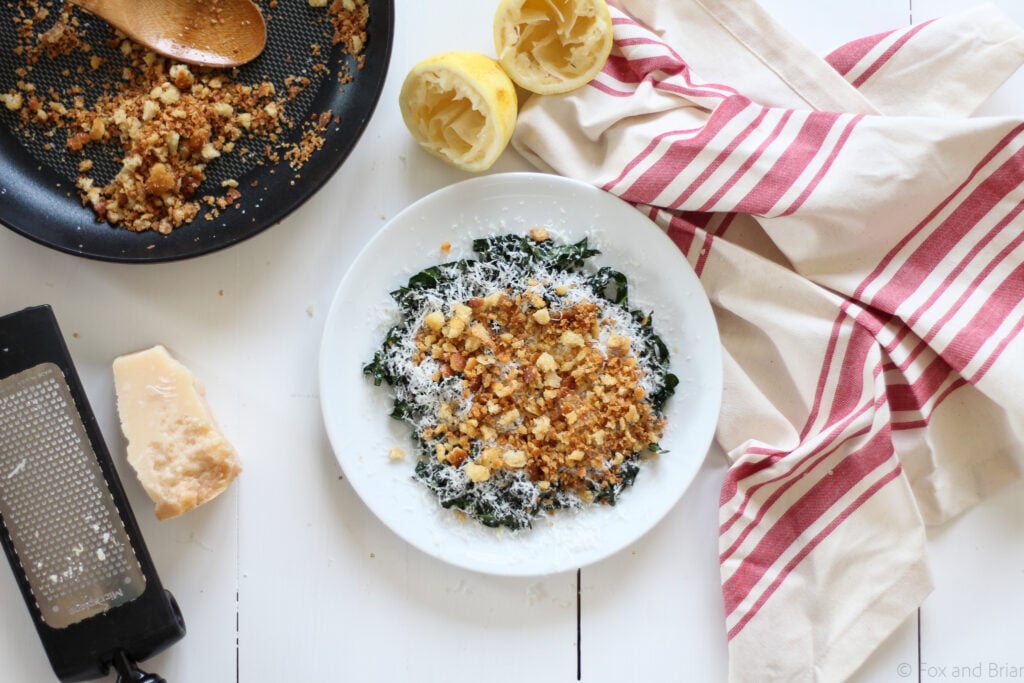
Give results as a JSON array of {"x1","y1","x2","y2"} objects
[{"x1": 512, "y1": 2, "x2": 1024, "y2": 680}]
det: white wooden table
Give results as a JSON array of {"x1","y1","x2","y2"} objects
[{"x1": 1, "y1": 1, "x2": 1022, "y2": 681}]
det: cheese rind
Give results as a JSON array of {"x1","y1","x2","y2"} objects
[{"x1": 112, "y1": 345, "x2": 241, "y2": 520}]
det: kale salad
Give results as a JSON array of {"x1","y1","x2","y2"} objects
[{"x1": 364, "y1": 230, "x2": 678, "y2": 530}]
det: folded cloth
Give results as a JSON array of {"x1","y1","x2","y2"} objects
[{"x1": 512, "y1": 1, "x2": 1024, "y2": 680}]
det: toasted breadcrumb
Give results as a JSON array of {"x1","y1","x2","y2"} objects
[
  {"x1": 413, "y1": 291, "x2": 665, "y2": 499},
  {"x1": 3, "y1": 0, "x2": 369, "y2": 234}
]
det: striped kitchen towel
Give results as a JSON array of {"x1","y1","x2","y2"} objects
[{"x1": 512, "y1": 1, "x2": 1024, "y2": 680}]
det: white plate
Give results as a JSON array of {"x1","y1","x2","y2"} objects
[{"x1": 319, "y1": 173, "x2": 722, "y2": 576}]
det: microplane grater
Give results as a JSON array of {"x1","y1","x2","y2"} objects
[{"x1": 0, "y1": 306, "x2": 185, "y2": 682}]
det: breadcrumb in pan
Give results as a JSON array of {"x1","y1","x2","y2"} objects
[{"x1": 1, "y1": 0, "x2": 369, "y2": 234}]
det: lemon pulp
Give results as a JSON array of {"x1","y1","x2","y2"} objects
[
  {"x1": 399, "y1": 51, "x2": 518, "y2": 172},
  {"x1": 494, "y1": 0, "x2": 614, "y2": 95}
]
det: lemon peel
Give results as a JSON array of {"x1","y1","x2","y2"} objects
[
  {"x1": 399, "y1": 51, "x2": 518, "y2": 172},
  {"x1": 493, "y1": 0, "x2": 614, "y2": 95}
]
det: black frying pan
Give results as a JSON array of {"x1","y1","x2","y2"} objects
[{"x1": 0, "y1": 0, "x2": 393, "y2": 263}]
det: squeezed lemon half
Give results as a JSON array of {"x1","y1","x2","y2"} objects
[
  {"x1": 398, "y1": 51, "x2": 518, "y2": 172},
  {"x1": 493, "y1": 0, "x2": 614, "y2": 95}
]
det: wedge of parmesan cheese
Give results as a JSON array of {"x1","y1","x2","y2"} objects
[{"x1": 112, "y1": 345, "x2": 241, "y2": 520}]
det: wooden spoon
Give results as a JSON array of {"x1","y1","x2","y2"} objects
[{"x1": 68, "y1": 0, "x2": 267, "y2": 68}]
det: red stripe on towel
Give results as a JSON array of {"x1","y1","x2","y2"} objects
[
  {"x1": 850, "y1": 21, "x2": 935, "y2": 88},
  {"x1": 824, "y1": 29, "x2": 898, "y2": 76},
  {"x1": 612, "y1": 97, "x2": 755, "y2": 205},
  {"x1": 726, "y1": 461, "x2": 903, "y2": 638},
  {"x1": 723, "y1": 425, "x2": 895, "y2": 618},
  {"x1": 733, "y1": 112, "x2": 845, "y2": 215}
]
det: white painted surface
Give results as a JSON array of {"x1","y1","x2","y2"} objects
[{"x1": 0, "y1": 1, "x2": 1021, "y2": 681}]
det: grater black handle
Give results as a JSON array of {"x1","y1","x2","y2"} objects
[{"x1": 112, "y1": 650, "x2": 165, "y2": 683}]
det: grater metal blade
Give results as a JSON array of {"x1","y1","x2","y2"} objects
[
  {"x1": 0, "y1": 305, "x2": 185, "y2": 682},
  {"x1": 0, "y1": 362, "x2": 147, "y2": 629}
]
